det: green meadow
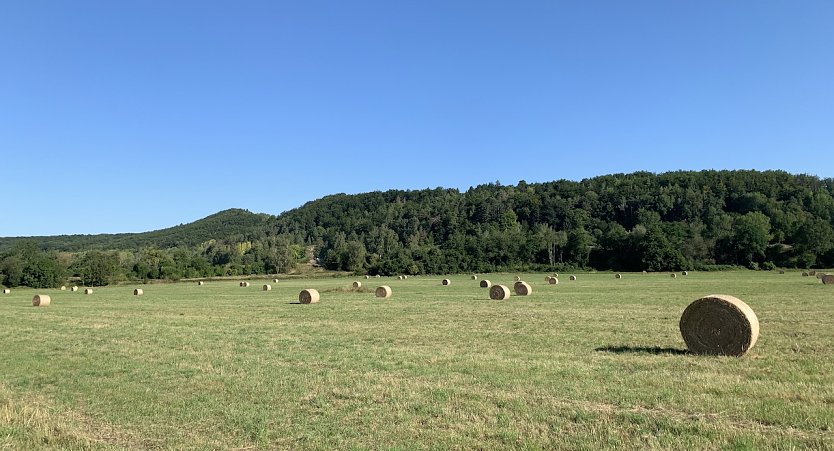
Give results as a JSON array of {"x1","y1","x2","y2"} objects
[{"x1": 1, "y1": 271, "x2": 832, "y2": 450}]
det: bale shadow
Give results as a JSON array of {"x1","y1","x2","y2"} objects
[
  {"x1": 285, "y1": 302, "x2": 302, "y2": 305},
  {"x1": 595, "y1": 345, "x2": 689, "y2": 355}
]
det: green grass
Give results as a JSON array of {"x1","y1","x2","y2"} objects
[{"x1": 1, "y1": 271, "x2": 833, "y2": 450}]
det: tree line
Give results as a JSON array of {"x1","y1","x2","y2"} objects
[{"x1": 2, "y1": 170, "x2": 833, "y2": 288}]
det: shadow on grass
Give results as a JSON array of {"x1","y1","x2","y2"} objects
[{"x1": 595, "y1": 345, "x2": 689, "y2": 355}]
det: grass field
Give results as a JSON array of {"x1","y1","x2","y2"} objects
[{"x1": 1, "y1": 271, "x2": 833, "y2": 450}]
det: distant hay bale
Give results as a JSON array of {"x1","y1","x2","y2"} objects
[
  {"x1": 32, "y1": 295, "x2": 50, "y2": 307},
  {"x1": 801, "y1": 272, "x2": 809, "y2": 277},
  {"x1": 615, "y1": 273, "x2": 622, "y2": 279},
  {"x1": 84, "y1": 288, "x2": 93, "y2": 295},
  {"x1": 398, "y1": 275, "x2": 403, "y2": 280},
  {"x1": 244, "y1": 282, "x2": 250, "y2": 287},
  {"x1": 642, "y1": 270, "x2": 647, "y2": 274},
  {"x1": 2, "y1": 289, "x2": 10, "y2": 294},
  {"x1": 263, "y1": 284, "x2": 272, "y2": 291},
  {"x1": 375, "y1": 285, "x2": 392, "y2": 298},
  {"x1": 352, "y1": 281, "x2": 362, "y2": 288},
  {"x1": 273, "y1": 278, "x2": 280, "y2": 283},
  {"x1": 489, "y1": 284, "x2": 511, "y2": 300},
  {"x1": 365, "y1": 275, "x2": 370, "y2": 279},
  {"x1": 778, "y1": 270, "x2": 785, "y2": 274},
  {"x1": 821, "y1": 274, "x2": 834, "y2": 285},
  {"x1": 544, "y1": 276, "x2": 552, "y2": 282},
  {"x1": 680, "y1": 294, "x2": 759, "y2": 356},
  {"x1": 480, "y1": 279, "x2": 492, "y2": 288},
  {"x1": 239, "y1": 282, "x2": 244, "y2": 287},
  {"x1": 816, "y1": 273, "x2": 825, "y2": 280},
  {"x1": 198, "y1": 281, "x2": 204, "y2": 286},
  {"x1": 299, "y1": 289, "x2": 320, "y2": 304},
  {"x1": 403, "y1": 275, "x2": 408, "y2": 279},
  {"x1": 60, "y1": 286, "x2": 66, "y2": 291},
  {"x1": 71, "y1": 286, "x2": 78, "y2": 292},
  {"x1": 514, "y1": 281, "x2": 532, "y2": 296},
  {"x1": 133, "y1": 289, "x2": 143, "y2": 296},
  {"x1": 442, "y1": 279, "x2": 451, "y2": 286},
  {"x1": 514, "y1": 276, "x2": 521, "y2": 282},
  {"x1": 376, "y1": 275, "x2": 381, "y2": 278},
  {"x1": 471, "y1": 275, "x2": 478, "y2": 280},
  {"x1": 553, "y1": 273, "x2": 559, "y2": 278},
  {"x1": 569, "y1": 275, "x2": 577, "y2": 281},
  {"x1": 809, "y1": 270, "x2": 817, "y2": 276},
  {"x1": 671, "y1": 273, "x2": 677, "y2": 278},
  {"x1": 548, "y1": 277, "x2": 559, "y2": 285},
  {"x1": 683, "y1": 271, "x2": 689, "y2": 276}
]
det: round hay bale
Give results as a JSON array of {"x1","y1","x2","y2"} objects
[
  {"x1": 548, "y1": 276, "x2": 559, "y2": 285},
  {"x1": 198, "y1": 281, "x2": 204, "y2": 286},
  {"x1": 821, "y1": 274, "x2": 834, "y2": 285},
  {"x1": 569, "y1": 275, "x2": 577, "y2": 281},
  {"x1": 679, "y1": 294, "x2": 759, "y2": 356},
  {"x1": 398, "y1": 275, "x2": 403, "y2": 280},
  {"x1": 365, "y1": 275, "x2": 370, "y2": 279},
  {"x1": 2, "y1": 289, "x2": 10, "y2": 294},
  {"x1": 809, "y1": 270, "x2": 817, "y2": 276},
  {"x1": 489, "y1": 284, "x2": 511, "y2": 300},
  {"x1": 352, "y1": 281, "x2": 362, "y2": 288},
  {"x1": 683, "y1": 271, "x2": 689, "y2": 276},
  {"x1": 263, "y1": 284, "x2": 272, "y2": 291},
  {"x1": 815, "y1": 273, "x2": 825, "y2": 280},
  {"x1": 514, "y1": 281, "x2": 532, "y2": 296},
  {"x1": 239, "y1": 282, "x2": 244, "y2": 287},
  {"x1": 778, "y1": 270, "x2": 785, "y2": 274},
  {"x1": 299, "y1": 289, "x2": 320, "y2": 304},
  {"x1": 32, "y1": 294, "x2": 50, "y2": 307},
  {"x1": 71, "y1": 286, "x2": 78, "y2": 292},
  {"x1": 60, "y1": 286, "x2": 66, "y2": 291},
  {"x1": 615, "y1": 273, "x2": 622, "y2": 279},
  {"x1": 376, "y1": 275, "x2": 381, "y2": 278},
  {"x1": 403, "y1": 275, "x2": 408, "y2": 279},
  {"x1": 553, "y1": 273, "x2": 559, "y2": 278},
  {"x1": 133, "y1": 289, "x2": 143, "y2": 296},
  {"x1": 514, "y1": 276, "x2": 521, "y2": 282},
  {"x1": 802, "y1": 272, "x2": 809, "y2": 277},
  {"x1": 480, "y1": 279, "x2": 492, "y2": 288},
  {"x1": 442, "y1": 279, "x2": 451, "y2": 286},
  {"x1": 671, "y1": 273, "x2": 677, "y2": 278},
  {"x1": 471, "y1": 275, "x2": 478, "y2": 280},
  {"x1": 642, "y1": 270, "x2": 647, "y2": 274},
  {"x1": 84, "y1": 288, "x2": 93, "y2": 295},
  {"x1": 273, "y1": 278, "x2": 280, "y2": 283},
  {"x1": 375, "y1": 285, "x2": 392, "y2": 298},
  {"x1": 544, "y1": 276, "x2": 552, "y2": 282}
]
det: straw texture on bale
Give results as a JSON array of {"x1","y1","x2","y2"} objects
[
  {"x1": 263, "y1": 284, "x2": 272, "y2": 291},
  {"x1": 615, "y1": 273, "x2": 622, "y2": 279},
  {"x1": 2, "y1": 289, "x2": 9, "y2": 294},
  {"x1": 480, "y1": 279, "x2": 492, "y2": 288},
  {"x1": 352, "y1": 281, "x2": 362, "y2": 288},
  {"x1": 680, "y1": 294, "x2": 759, "y2": 356},
  {"x1": 60, "y1": 286, "x2": 66, "y2": 291},
  {"x1": 548, "y1": 277, "x2": 559, "y2": 285},
  {"x1": 514, "y1": 281, "x2": 532, "y2": 296},
  {"x1": 32, "y1": 295, "x2": 50, "y2": 307},
  {"x1": 84, "y1": 288, "x2": 93, "y2": 294},
  {"x1": 683, "y1": 271, "x2": 689, "y2": 276},
  {"x1": 489, "y1": 284, "x2": 511, "y2": 300},
  {"x1": 822, "y1": 274, "x2": 834, "y2": 285},
  {"x1": 133, "y1": 289, "x2": 143, "y2": 296},
  {"x1": 299, "y1": 289, "x2": 320, "y2": 304},
  {"x1": 375, "y1": 285, "x2": 392, "y2": 298},
  {"x1": 71, "y1": 286, "x2": 78, "y2": 292},
  {"x1": 514, "y1": 276, "x2": 521, "y2": 282},
  {"x1": 569, "y1": 275, "x2": 577, "y2": 281},
  {"x1": 442, "y1": 279, "x2": 451, "y2": 286},
  {"x1": 671, "y1": 273, "x2": 677, "y2": 278}
]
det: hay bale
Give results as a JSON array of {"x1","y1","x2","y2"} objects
[
  {"x1": 398, "y1": 275, "x2": 403, "y2": 280},
  {"x1": 553, "y1": 273, "x2": 559, "y2": 278},
  {"x1": 60, "y1": 286, "x2": 66, "y2": 291},
  {"x1": 352, "y1": 281, "x2": 362, "y2": 288},
  {"x1": 375, "y1": 285, "x2": 392, "y2": 298},
  {"x1": 2, "y1": 289, "x2": 9, "y2": 294},
  {"x1": 615, "y1": 273, "x2": 622, "y2": 279},
  {"x1": 514, "y1": 276, "x2": 521, "y2": 282},
  {"x1": 548, "y1": 276, "x2": 559, "y2": 285},
  {"x1": 778, "y1": 270, "x2": 785, "y2": 274},
  {"x1": 133, "y1": 289, "x2": 143, "y2": 296},
  {"x1": 816, "y1": 273, "x2": 825, "y2": 280},
  {"x1": 71, "y1": 286, "x2": 78, "y2": 292},
  {"x1": 809, "y1": 270, "x2": 817, "y2": 276},
  {"x1": 376, "y1": 275, "x2": 381, "y2": 278},
  {"x1": 299, "y1": 289, "x2": 320, "y2": 304},
  {"x1": 263, "y1": 284, "x2": 272, "y2": 291},
  {"x1": 489, "y1": 284, "x2": 511, "y2": 300},
  {"x1": 244, "y1": 282, "x2": 251, "y2": 287},
  {"x1": 32, "y1": 294, "x2": 50, "y2": 307},
  {"x1": 198, "y1": 281, "x2": 204, "y2": 286},
  {"x1": 442, "y1": 279, "x2": 451, "y2": 286},
  {"x1": 680, "y1": 294, "x2": 759, "y2": 356},
  {"x1": 471, "y1": 275, "x2": 478, "y2": 280},
  {"x1": 480, "y1": 279, "x2": 492, "y2": 288},
  {"x1": 365, "y1": 275, "x2": 370, "y2": 279},
  {"x1": 802, "y1": 272, "x2": 809, "y2": 277},
  {"x1": 642, "y1": 270, "x2": 647, "y2": 274},
  {"x1": 84, "y1": 288, "x2": 93, "y2": 295},
  {"x1": 239, "y1": 282, "x2": 244, "y2": 287},
  {"x1": 683, "y1": 271, "x2": 689, "y2": 276},
  {"x1": 544, "y1": 276, "x2": 552, "y2": 282},
  {"x1": 671, "y1": 273, "x2": 677, "y2": 278},
  {"x1": 273, "y1": 278, "x2": 280, "y2": 283},
  {"x1": 514, "y1": 281, "x2": 532, "y2": 296},
  {"x1": 821, "y1": 274, "x2": 834, "y2": 285},
  {"x1": 403, "y1": 275, "x2": 408, "y2": 279},
  {"x1": 569, "y1": 275, "x2": 577, "y2": 281}
]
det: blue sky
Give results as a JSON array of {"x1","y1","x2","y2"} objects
[{"x1": 1, "y1": 1, "x2": 832, "y2": 237}]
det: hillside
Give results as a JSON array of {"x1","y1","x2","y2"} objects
[{"x1": 0, "y1": 209, "x2": 272, "y2": 253}]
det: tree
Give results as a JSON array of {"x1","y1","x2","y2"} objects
[{"x1": 78, "y1": 251, "x2": 119, "y2": 286}]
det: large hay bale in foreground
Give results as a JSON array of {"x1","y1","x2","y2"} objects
[
  {"x1": 569, "y1": 275, "x2": 577, "y2": 281},
  {"x1": 352, "y1": 281, "x2": 362, "y2": 288},
  {"x1": 263, "y1": 284, "x2": 272, "y2": 291},
  {"x1": 442, "y1": 279, "x2": 451, "y2": 286},
  {"x1": 84, "y1": 288, "x2": 93, "y2": 295},
  {"x1": 71, "y1": 286, "x2": 78, "y2": 292},
  {"x1": 615, "y1": 273, "x2": 622, "y2": 279},
  {"x1": 133, "y1": 289, "x2": 143, "y2": 296},
  {"x1": 375, "y1": 285, "x2": 392, "y2": 298},
  {"x1": 679, "y1": 294, "x2": 759, "y2": 356},
  {"x1": 514, "y1": 281, "x2": 532, "y2": 296},
  {"x1": 489, "y1": 285, "x2": 511, "y2": 300},
  {"x1": 480, "y1": 279, "x2": 492, "y2": 288},
  {"x1": 32, "y1": 295, "x2": 50, "y2": 307},
  {"x1": 548, "y1": 276, "x2": 559, "y2": 285},
  {"x1": 822, "y1": 274, "x2": 834, "y2": 285},
  {"x1": 299, "y1": 289, "x2": 320, "y2": 304}
]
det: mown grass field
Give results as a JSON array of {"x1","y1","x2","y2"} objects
[{"x1": 1, "y1": 271, "x2": 833, "y2": 450}]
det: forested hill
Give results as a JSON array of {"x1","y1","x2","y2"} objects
[
  {"x1": 274, "y1": 170, "x2": 834, "y2": 274},
  {"x1": 0, "y1": 209, "x2": 271, "y2": 253}
]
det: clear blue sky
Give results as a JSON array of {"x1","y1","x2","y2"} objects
[{"x1": 2, "y1": 1, "x2": 833, "y2": 237}]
